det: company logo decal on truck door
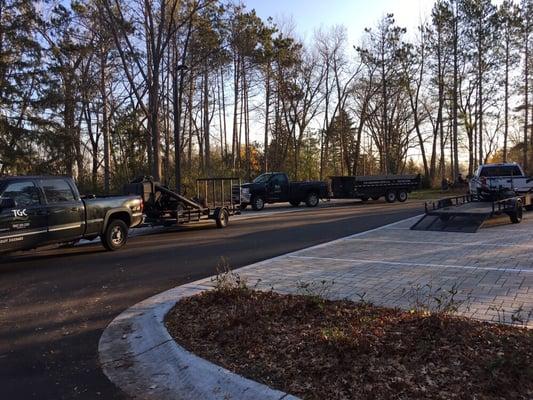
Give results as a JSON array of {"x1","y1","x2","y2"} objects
[{"x1": 12, "y1": 209, "x2": 28, "y2": 217}]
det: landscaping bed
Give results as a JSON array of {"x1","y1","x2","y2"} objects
[{"x1": 165, "y1": 288, "x2": 533, "y2": 400}]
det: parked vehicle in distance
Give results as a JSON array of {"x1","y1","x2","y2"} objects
[
  {"x1": 0, "y1": 176, "x2": 143, "y2": 254},
  {"x1": 330, "y1": 174, "x2": 421, "y2": 203},
  {"x1": 239, "y1": 172, "x2": 328, "y2": 211},
  {"x1": 469, "y1": 163, "x2": 533, "y2": 198}
]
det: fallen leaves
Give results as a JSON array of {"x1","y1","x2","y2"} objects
[{"x1": 165, "y1": 289, "x2": 533, "y2": 400}]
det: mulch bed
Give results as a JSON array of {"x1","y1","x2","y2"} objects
[{"x1": 165, "y1": 288, "x2": 533, "y2": 400}]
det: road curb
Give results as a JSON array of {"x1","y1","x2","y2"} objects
[{"x1": 98, "y1": 215, "x2": 422, "y2": 400}]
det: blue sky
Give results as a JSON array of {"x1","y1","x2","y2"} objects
[{"x1": 243, "y1": 0, "x2": 435, "y2": 44}]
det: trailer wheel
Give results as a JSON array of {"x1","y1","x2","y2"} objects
[
  {"x1": 305, "y1": 192, "x2": 320, "y2": 207},
  {"x1": 385, "y1": 190, "x2": 397, "y2": 203},
  {"x1": 214, "y1": 207, "x2": 229, "y2": 228},
  {"x1": 509, "y1": 203, "x2": 523, "y2": 224},
  {"x1": 102, "y1": 219, "x2": 129, "y2": 251},
  {"x1": 397, "y1": 190, "x2": 408, "y2": 202},
  {"x1": 251, "y1": 196, "x2": 265, "y2": 211},
  {"x1": 290, "y1": 201, "x2": 301, "y2": 207}
]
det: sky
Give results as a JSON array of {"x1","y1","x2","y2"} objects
[{"x1": 243, "y1": 0, "x2": 435, "y2": 44}]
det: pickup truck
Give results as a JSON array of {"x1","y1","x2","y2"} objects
[
  {"x1": 469, "y1": 163, "x2": 533, "y2": 198},
  {"x1": 239, "y1": 172, "x2": 328, "y2": 211},
  {"x1": 0, "y1": 176, "x2": 143, "y2": 254}
]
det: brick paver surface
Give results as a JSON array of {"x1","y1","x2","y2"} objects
[{"x1": 231, "y1": 213, "x2": 533, "y2": 327}]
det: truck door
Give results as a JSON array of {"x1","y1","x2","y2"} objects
[
  {"x1": 268, "y1": 174, "x2": 289, "y2": 202},
  {"x1": 40, "y1": 178, "x2": 85, "y2": 242},
  {"x1": 0, "y1": 180, "x2": 47, "y2": 253}
]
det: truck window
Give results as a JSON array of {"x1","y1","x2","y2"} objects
[
  {"x1": 42, "y1": 179, "x2": 76, "y2": 203},
  {"x1": 253, "y1": 174, "x2": 272, "y2": 184},
  {"x1": 1, "y1": 182, "x2": 41, "y2": 207},
  {"x1": 270, "y1": 174, "x2": 287, "y2": 186},
  {"x1": 479, "y1": 166, "x2": 522, "y2": 177}
]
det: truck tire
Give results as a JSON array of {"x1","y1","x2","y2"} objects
[
  {"x1": 385, "y1": 190, "x2": 397, "y2": 203},
  {"x1": 397, "y1": 190, "x2": 408, "y2": 202},
  {"x1": 102, "y1": 219, "x2": 129, "y2": 251},
  {"x1": 305, "y1": 192, "x2": 320, "y2": 207},
  {"x1": 214, "y1": 207, "x2": 229, "y2": 228},
  {"x1": 290, "y1": 201, "x2": 301, "y2": 207},
  {"x1": 251, "y1": 196, "x2": 265, "y2": 211}
]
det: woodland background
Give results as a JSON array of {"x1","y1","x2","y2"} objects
[{"x1": 0, "y1": 0, "x2": 532, "y2": 193}]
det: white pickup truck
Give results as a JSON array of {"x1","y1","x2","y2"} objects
[{"x1": 469, "y1": 163, "x2": 533, "y2": 196}]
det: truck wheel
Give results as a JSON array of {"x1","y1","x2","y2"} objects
[
  {"x1": 102, "y1": 219, "x2": 128, "y2": 251},
  {"x1": 251, "y1": 196, "x2": 265, "y2": 211},
  {"x1": 214, "y1": 207, "x2": 229, "y2": 228},
  {"x1": 305, "y1": 192, "x2": 319, "y2": 207},
  {"x1": 385, "y1": 190, "x2": 397, "y2": 203},
  {"x1": 397, "y1": 190, "x2": 408, "y2": 202},
  {"x1": 290, "y1": 201, "x2": 301, "y2": 207}
]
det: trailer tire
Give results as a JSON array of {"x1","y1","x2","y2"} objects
[
  {"x1": 251, "y1": 196, "x2": 265, "y2": 211},
  {"x1": 102, "y1": 219, "x2": 128, "y2": 251},
  {"x1": 214, "y1": 207, "x2": 229, "y2": 228},
  {"x1": 397, "y1": 190, "x2": 408, "y2": 202},
  {"x1": 290, "y1": 201, "x2": 301, "y2": 207},
  {"x1": 305, "y1": 192, "x2": 320, "y2": 207},
  {"x1": 509, "y1": 202, "x2": 523, "y2": 224},
  {"x1": 385, "y1": 190, "x2": 397, "y2": 203}
]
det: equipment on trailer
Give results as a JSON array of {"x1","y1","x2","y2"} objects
[
  {"x1": 330, "y1": 174, "x2": 421, "y2": 203},
  {"x1": 123, "y1": 177, "x2": 241, "y2": 228},
  {"x1": 411, "y1": 190, "x2": 532, "y2": 233}
]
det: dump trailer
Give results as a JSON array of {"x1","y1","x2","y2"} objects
[
  {"x1": 123, "y1": 177, "x2": 241, "y2": 229},
  {"x1": 411, "y1": 190, "x2": 532, "y2": 233},
  {"x1": 330, "y1": 174, "x2": 421, "y2": 203}
]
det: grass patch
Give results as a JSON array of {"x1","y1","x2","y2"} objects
[
  {"x1": 165, "y1": 288, "x2": 532, "y2": 400},
  {"x1": 410, "y1": 188, "x2": 469, "y2": 201}
]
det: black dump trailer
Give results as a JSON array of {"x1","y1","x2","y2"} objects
[
  {"x1": 123, "y1": 177, "x2": 241, "y2": 228},
  {"x1": 330, "y1": 174, "x2": 421, "y2": 203}
]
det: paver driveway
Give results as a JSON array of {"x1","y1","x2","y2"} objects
[{"x1": 234, "y1": 214, "x2": 533, "y2": 327}]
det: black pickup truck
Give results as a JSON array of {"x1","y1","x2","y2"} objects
[
  {"x1": 240, "y1": 172, "x2": 328, "y2": 211},
  {"x1": 0, "y1": 176, "x2": 143, "y2": 254}
]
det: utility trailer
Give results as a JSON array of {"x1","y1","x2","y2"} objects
[
  {"x1": 123, "y1": 177, "x2": 241, "y2": 229},
  {"x1": 330, "y1": 174, "x2": 421, "y2": 203},
  {"x1": 411, "y1": 191, "x2": 532, "y2": 233}
]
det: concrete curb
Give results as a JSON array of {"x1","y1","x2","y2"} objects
[{"x1": 98, "y1": 215, "x2": 422, "y2": 399}]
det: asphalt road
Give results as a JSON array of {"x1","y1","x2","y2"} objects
[{"x1": 0, "y1": 200, "x2": 422, "y2": 399}]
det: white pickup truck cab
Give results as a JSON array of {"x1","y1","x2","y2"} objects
[{"x1": 469, "y1": 163, "x2": 533, "y2": 195}]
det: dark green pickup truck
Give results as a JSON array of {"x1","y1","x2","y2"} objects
[{"x1": 0, "y1": 176, "x2": 143, "y2": 254}]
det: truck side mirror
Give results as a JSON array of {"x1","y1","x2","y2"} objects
[{"x1": 0, "y1": 198, "x2": 16, "y2": 210}]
